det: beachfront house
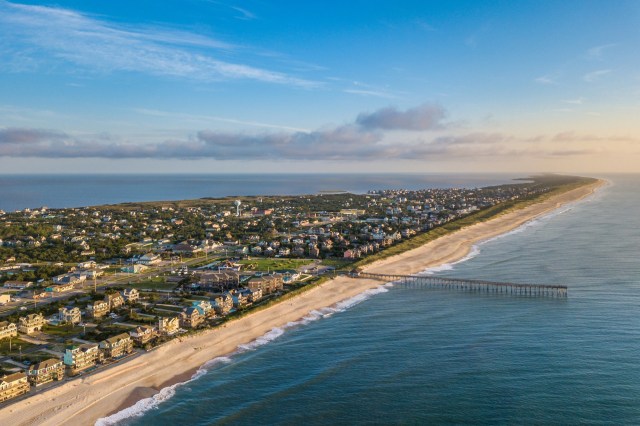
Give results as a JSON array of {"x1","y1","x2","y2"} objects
[
  {"x1": 122, "y1": 288, "x2": 139, "y2": 303},
  {"x1": 58, "y1": 306, "x2": 82, "y2": 325},
  {"x1": 99, "y1": 333, "x2": 134, "y2": 359},
  {"x1": 0, "y1": 322, "x2": 18, "y2": 340},
  {"x1": 247, "y1": 288, "x2": 263, "y2": 303},
  {"x1": 64, "y1": 343, "x2": 103, "y2": 375},
  {"x1": 18, "y1": 313, "x2": 45, "y2": 335},
  {"x1": 213, "y1": 293, "x2": 233, "y2": 315},
  {"x1": 27, "y1": 358, "x2": 65, "y2": 386},
  {"x1": 233, "y1": 291, "x2": 249, "y2": 308},
  {"x1": 191, "y1": 300, "x2": 215, "y2": 318},
  {"x1": 0, "y1": 372, "x2": 30, "y2": 402},
  {"x1": 129, "y1": 326, "x2": 156, "y2": 346},
  {"x1": 158, "y1": 316, "x2": 180, "y2": 336},
  {"x1": 247, "y1": 275, "x2": 283, "y2": 295},
  {"x1": 180, "y1": 307, "x2": 204, "y2": 328}
]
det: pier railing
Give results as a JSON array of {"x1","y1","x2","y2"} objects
[{"x1": 356, "y1": 272, "x2": 567, "y2": 298}]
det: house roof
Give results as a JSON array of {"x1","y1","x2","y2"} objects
[
  {"x1": 30, "y1": 358, "x2": 62, "y2": 372},
  {"x1": 1, "y1": 372, "x2": 26, "y2": 383},
  {"x1": 104, "y1": 332, "x2": 131, "y2": 344}
]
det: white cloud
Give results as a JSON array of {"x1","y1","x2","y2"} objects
[{"x1": 535, "y1": 75, "x2": 557, "y2": 85}]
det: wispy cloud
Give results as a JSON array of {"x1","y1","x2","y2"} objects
[
  {"x1": 535, "y1": 74, "x2": 558, "y2": 85},
  {"x1": 562, "y1": 97, "x2": 585, "y2": 105},
  {"x1": 587, "y1": 43, "x2": 616, "y2": 60},
  {"x1": 343, "y1": 89, "x2": 398, "y2": 99},
  {"x1": 0, "y1": 1, "x2": 317, "y2": 87},
  {"x1": 132, "y1": 108, "x2": 311, "y2": 132},
  {"x1": 230, "y1": 6, "x2": 256, "y2": 20},
  {"x1": 584, "y1": 69, "x2": 612, "y2": 82}
]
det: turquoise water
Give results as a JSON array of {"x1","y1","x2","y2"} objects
[{"x1": 101, "y1": 175, "x2": 640, "y2": 425}]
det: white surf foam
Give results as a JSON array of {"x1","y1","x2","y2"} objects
[
  {"x1": 95, "y1": 283, "x2": 391, "y2": 425},
  {"x1": 417, "y1": 186, "x2": 602, "y2": 277}
]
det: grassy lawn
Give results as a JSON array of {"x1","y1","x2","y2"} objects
[
  {"x1": 320, "y1": 259, "x2": 355, "y2": 269},
  {"x1": 127, "y1": 278, "x2": 178, "y2": 291},
  {"x1": 239, "y1": 258, "x2": 312, "y2": 271},
  {"x1": 42, "y1": 324, "x2": 84, "y2": 338},
  {"x1": 0, "y1": 337, "x2": 37, "y2": 356}
]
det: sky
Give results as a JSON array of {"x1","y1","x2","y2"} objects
[{"x1": 0, "y1": 0, "x2": 639, "y2": 174}]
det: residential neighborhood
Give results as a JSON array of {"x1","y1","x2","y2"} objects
[{"x1": 0, "y1": 180, "x2": 555, "y2": 404}]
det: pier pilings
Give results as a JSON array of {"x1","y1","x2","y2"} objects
[{"x1": 357, "y1": 272, "x2": 567, "y2": 298}]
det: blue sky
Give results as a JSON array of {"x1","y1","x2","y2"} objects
[{"x1": 0, "y1": 0, "x2": 638, "y2": 173}]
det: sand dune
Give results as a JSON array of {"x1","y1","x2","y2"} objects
[{"x1": 0, "y1": 180, "x2": 604, "y2": 426}]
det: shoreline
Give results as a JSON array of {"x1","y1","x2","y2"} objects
[{"x1": 0, "y1": 179, "x2": 605, "y2": 426}]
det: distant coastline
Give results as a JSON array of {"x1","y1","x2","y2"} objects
[
  {"x1": 0, "y1": 173, "x2": 524, "y2": 212},
  {"x1": 0, "y1": 177, "x2": 604, "y2": 426}
]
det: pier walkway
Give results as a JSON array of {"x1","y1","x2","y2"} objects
[{"x1": 357, "y1": 272, "x2": 567, "y2": 298}]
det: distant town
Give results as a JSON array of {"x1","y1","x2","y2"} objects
[{"x1": 0, "y1": 179, "x2": 555, "y2": 403}]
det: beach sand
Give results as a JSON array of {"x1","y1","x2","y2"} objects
[{"x1": 0, "y1": 179, "x2": 604, "y2": 426}]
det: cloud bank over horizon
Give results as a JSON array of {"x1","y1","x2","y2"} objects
[{"x1": 0, "y1": 103, "x2": 621, "y2": 163}]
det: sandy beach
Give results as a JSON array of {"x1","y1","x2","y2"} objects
[{"x1": 0, "y1": 179, "x2": 604, "y2": 426}]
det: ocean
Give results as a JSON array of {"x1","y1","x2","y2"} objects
[
  {"x1": 0, "y1": 173, "x2": 520, "y2": 211},
  {"x1": 90, "y1": 174, "x2": 640, "y2": 425}
]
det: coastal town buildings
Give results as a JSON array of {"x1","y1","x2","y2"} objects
[
  {"x1": 64, "y1": 343, "x2": 102, "y2": 374},
  {"x1": 247, "y1": 275, "x2": 283, "y2": 294},
  {"x1": 122, "y1": 288, "x2": 139, "y2": 303},
  {"x1": 3, "y1": 280, "x2": 32, "y2": 290},
  {"x1": 214, "y1": 293, "x2": 233, "y2": 315},
  {"x1": 86, "y1": 300, "x2": 110, "y2": 319},
  {"x1": 180, "y1": 307, "x2": 204, "y2": 328},
  {"x1": 18, "y1": 313, "x2": 44, "y2": 335},
  {"x1": 26, "y1": 358, "x2": 65, "y2": 386},
  {"x1": 234, "y1": 290, "x2": 249, "y2": 308},
  {"x1": 129, "y1": 326, "x2": 155, "y2": 346},
  {"x1": 99, "y1": 333, "x2": 133, "y2": 359},
  {"x1": 191, "y1": 300, "x2": 215, "y2": 318},
  {"x1": 0, "y1": 372, "x2": 30, "y2": 402},
  {"x1": 121, "y1": 264, "x2": 148, "y2": 274},
  {"x1": 0, "y1": 322, "x2": 17, "y2": 340},
  {"x1": 105, "y1": 292, "x2": 125, "y2": 310},
  {"x1": 158, "y1": 316, "x2": 180, "y2": 336},
  {"x1": 58, "y1": 307, "x2": 82, "y2": 325}
]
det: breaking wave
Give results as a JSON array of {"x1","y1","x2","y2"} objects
[{"x1": 95, "y1": 284, "x2": 391, "y2": 425}]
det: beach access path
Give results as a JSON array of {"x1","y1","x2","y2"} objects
[{"x1": 0, "y1": 179, "x2": 605, "y2": 426}]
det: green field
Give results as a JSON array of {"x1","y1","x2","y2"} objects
[
  {"x1": 43, "y1": 324, "x2": 84, "y2": 338},
  {"x1": 239, "y1": 258, "x2": 312, "y2": 271},
  {"x1": 0, "y1": 337, "x2": 37, "y2": 356},
  {"x1": 320, "y1": 259, "x2": 354, "y2": 269}
]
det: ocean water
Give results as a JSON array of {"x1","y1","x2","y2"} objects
[
  {"x1": 97, "y1": 174, "x2": 640, "y2": 425},
  {"x1": 0, "y1": 173, "x2": 519, "y2": 211}
]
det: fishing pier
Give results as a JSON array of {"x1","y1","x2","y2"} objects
[{"x1": 356, "y1": 272, "x2": 567, "y2": 298}]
